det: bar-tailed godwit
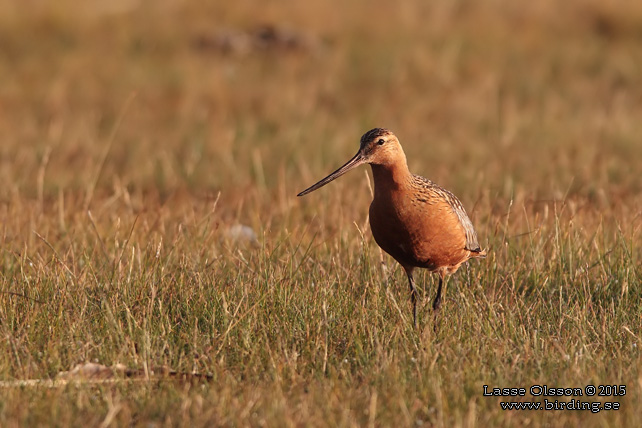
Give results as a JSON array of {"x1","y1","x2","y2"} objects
[{"x1": 298, "y1": 128, "x2": 486, "y2": 327}]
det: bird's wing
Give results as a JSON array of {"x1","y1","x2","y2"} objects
[{"x1": 412, "y1": 175, "x2": 482, "y2": 253}]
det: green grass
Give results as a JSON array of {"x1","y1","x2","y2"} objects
[{"x1": 1, "y1": 0, "x2": 641, "y2": 426}]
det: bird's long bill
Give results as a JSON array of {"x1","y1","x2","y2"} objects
[{"x1": 297, "y1": 151, "x2": 366, "y2": 196}]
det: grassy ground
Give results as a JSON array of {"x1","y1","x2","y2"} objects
[{"x1": 1, "y1": 0, "x2": 641, "y2": 426}]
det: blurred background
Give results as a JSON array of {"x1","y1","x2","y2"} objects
[{"x1": 2, "y1": 0, "x2": 641, "y2": 226}]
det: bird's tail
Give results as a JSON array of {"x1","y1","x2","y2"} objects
[{"x1": 471, "y1": 248, "x2": 487, "y2": 258}]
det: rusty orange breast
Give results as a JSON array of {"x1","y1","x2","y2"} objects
[{"x1": 368, "y1": 165, "x2": 472, "y2": 272}]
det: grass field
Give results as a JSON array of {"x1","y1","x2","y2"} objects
[{"x1": 1, "y1": 0, "x2": 641, "y2": 426}]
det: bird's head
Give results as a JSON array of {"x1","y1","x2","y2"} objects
[
  {"x1": 297, "y1": 128, "x2": 407, "y2": 196},
  {"x1": 357, "y1": 128, "x2": 406, "y2": 167}
]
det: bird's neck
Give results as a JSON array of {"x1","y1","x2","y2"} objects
[{"x1": 370, "y1": 162, "x2": 412, "y2": 198}]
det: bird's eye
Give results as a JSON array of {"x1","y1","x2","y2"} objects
[{"x1": 377, "y1": 138, "x2": 385, "y2": 145}]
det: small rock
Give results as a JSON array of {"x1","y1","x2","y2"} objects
[
  {"x1": 193, "y1": 24, "x2": 323, "y2": 56},
  {"x1": 223, "y1": 224, "x2": 259, "y2": 247}
]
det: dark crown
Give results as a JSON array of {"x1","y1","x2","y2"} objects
[{"x1": 360, "y1": 128, "x2": 393, "y2": 145}]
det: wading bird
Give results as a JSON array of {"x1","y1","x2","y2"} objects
[{"x1": 298, "y1": 128, "x2": 486, "y2": 327}]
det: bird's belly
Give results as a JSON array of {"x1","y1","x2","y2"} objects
[{"x1": 369, "y1": 199, "x2": 468, "y2": 271}]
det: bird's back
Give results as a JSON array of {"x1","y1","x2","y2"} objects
[{"x1": 410, "y1": 174, "x2": 483, "y2": 254}]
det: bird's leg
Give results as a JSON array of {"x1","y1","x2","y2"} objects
[
  {"x1": 432, "y1": 272, "x2": 446, "y2": 334},
  {"x1": 405, "y1": 268, "x2": 418, "y2": 328},
  {"x1": 432, "y1": 272, "x2": 445, "y2": 312}
]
